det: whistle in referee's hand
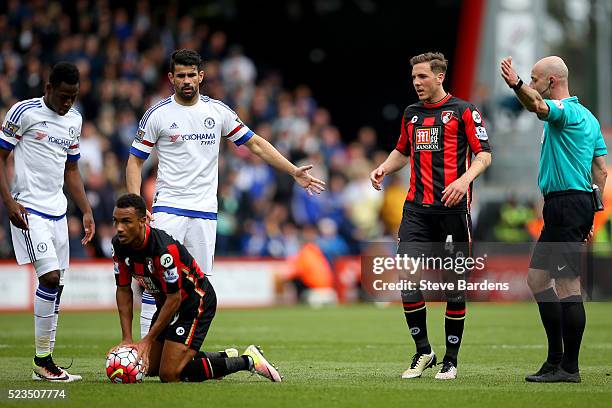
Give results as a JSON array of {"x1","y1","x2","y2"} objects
[{"x1": 592, "y1": 184, "x2": 604, "y2": 212}]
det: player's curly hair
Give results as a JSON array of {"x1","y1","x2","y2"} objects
[
  {"x1": 410, "y1": 52, "x2": 448, "y2": 74},
  {"x1": 170, "y1": 49, "x2": 203, "y2": 73},
  {"x1": 49, "y1": 62, "x2": 80, "y2": 87},
  {"x1": 116, "y1": 194, "x2": 147, "y2": 218}
]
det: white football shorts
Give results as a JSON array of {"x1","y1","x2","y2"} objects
[
  {"x1": 151, "y1": 211, "x2": 217, "y2": 274},
  {"x1": 10, "y1": 212, "x2": 69, "y2": 277}
]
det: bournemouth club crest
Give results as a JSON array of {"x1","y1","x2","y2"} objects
[{"x1": 441, "y1": 110, "x2": 453, "y2": 124}]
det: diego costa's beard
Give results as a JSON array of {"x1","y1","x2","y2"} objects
[{"x1": 177, "y1": 85, "x2": 197, "y2": 100}]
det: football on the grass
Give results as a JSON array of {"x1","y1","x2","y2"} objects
[{"x1": 106, "y1": 346, "x2": 144, "y2": 383}]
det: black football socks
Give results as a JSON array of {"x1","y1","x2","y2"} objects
[
  {"x1": 401, "y1": 289, "x2": 431, "y2": 354},
  {"x1": 534, "y1": 288, "x2": 563, "y2": 365},
  {"x1": 181, "y1": 356, "x2": 252, "y2": 381},
  {"x1": 443, "y1": 291, "x2": 466, "y2": 366},
  {"x1": 559, "y1": 295, "x2": 585, "y2": 373}
]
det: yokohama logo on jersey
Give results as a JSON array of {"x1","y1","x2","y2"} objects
[
  {"x1": 34, "y1": 133, "x2": 73, "y2": 150},
  {"x1": 169, "y1": 133, "x2": 216, "y2": 143}
]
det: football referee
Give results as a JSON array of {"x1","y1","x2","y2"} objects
[{"x1": 501, "y1": 56, "x2": 608, "y2": 383}]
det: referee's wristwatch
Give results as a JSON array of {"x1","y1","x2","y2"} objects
[{"x1": 510, "y1": 77, "x2": 523, "y2": 90}]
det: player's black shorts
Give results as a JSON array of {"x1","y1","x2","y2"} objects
[
  {"x1": 529, "y1": 190, "x2": 593, "y2": 278},
  {"x1": 152, "y1": 280, "x2": 217, "y2": 351},
  {"x1": 398, "y1": 206, "x2": 472, "y2": 259}
]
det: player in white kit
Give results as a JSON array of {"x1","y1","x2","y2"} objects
[
  {"x1": 0, "y1": 63, "x2": 95, "y2": 381},
  {"x1": 127, "y1": 49, "x2": 325, "y2": 336}
]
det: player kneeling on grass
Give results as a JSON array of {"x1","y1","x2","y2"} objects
[{"x1": 109, "y1": 194, "x2": 281, "y2": 383}]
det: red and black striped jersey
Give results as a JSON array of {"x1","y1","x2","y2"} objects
[
  {"x1": 112, "y1": 225, "x2": 208, "y2": 304},
  {"x1": 395, "y1": 94, "x2": 491, "y2": 214}
]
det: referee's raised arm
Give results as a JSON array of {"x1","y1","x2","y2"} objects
[{"x1": 500, "y1": 56, "x2": 552, "y2": 118}]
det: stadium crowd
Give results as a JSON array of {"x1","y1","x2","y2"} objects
[{"x1": 0, "y1": 0, "x2": 411, "y2": 265}]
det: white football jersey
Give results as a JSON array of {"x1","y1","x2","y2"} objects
[
  {"x1": 131, "y1": 95, "x2": 253, "y2": 218},
  {"x1": 1, "y1": 97, "x2": 81, "y2": 217}
]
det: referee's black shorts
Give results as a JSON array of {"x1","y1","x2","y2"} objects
[
  {"x1": 152, "y1": 280, "x2": 217, "y2": 351},
  {"x1": 529, "y1": 190, "x2": 594, "y2": 278}
]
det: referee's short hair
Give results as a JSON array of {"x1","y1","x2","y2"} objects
[
  {"x1": 116, "y1": 193, "x2": 147, "y2": 218},
  {"x1": 410, "y1": 52, "x2": 448, "y2": 74}
]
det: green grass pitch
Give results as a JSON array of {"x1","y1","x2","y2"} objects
[{"x1": 0, "y1": 303, "x2": 611, "y2": 408}]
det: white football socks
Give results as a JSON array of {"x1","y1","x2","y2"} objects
[
  {"x1": 140, "y1": 292, "x2": 156, "y2": 338},
  {"x1": 34, "y1": 285, "x2": 58, "y2": 357},
  {"x1": 49, "y1": 285, "x2": 63, "y2": 353}
]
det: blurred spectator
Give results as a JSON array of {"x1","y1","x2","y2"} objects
[
  {"x1": 221, "y1": 45, "x2": 256, "y2": 107},
  {"x1": 317, "y1": 217, "x2": 349, "y2": 265},
  {"x1": 79, "y1": 121, "x2": 106, "y2": 175},
  {"x1": 84, "y1": 168, "x2": 116, "y2": 227},
  {"x1": 319, "y1": 125, "x2": 345, "y2": 164},
  {"x1": 217, "y1": 179, "x2": 240, "y2": 254},
  {"x1": 278, "y1": 224, "x2": 336, "y2": 305},
  {"x1": 235, "y1": 153, "x2": 276, "y2": 202},
  {"x1": 344, "y1": 151, "x2": 383, "y2": 240},
  {"x1": 202, "y1": 31, "x2": 227, "y2": 61},
  {"x1": 380, "y1": 173, "x2": 407, "y2": 236},
  {"x1": 68, "y1": 216, "x2": 89, "y2": 259},
  {"x1": 0, "y1": 224, "x2": 13, "y2": 259},
  {"x1": 494, "y1": 199, "x2": 537, "y2": 242},
  {"x1": 356, "y1": 126, "x2": 378, "y2": 160}
]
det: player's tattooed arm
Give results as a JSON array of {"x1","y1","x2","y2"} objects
[
  {"x1": 471, "y1": 152, "x2": 492, "y2": 172},
  {"x1": 466, "y1": 152, "x2": 492, "y2": 181},
  {"x1": 442, "y1": 152, "x2": 491, "y2": 207}
]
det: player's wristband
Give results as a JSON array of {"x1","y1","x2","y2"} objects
[{"x1": 510, "y1": 78, "x2": 523, "y2": 90}]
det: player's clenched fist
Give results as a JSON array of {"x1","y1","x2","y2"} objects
[{"x1": 370, "y1": 166, "x2": 386, "y2": 191}]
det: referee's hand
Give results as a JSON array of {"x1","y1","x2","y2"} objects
[{"x1": 500, "y1": 56, "x2": 519, "y2": 88}]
